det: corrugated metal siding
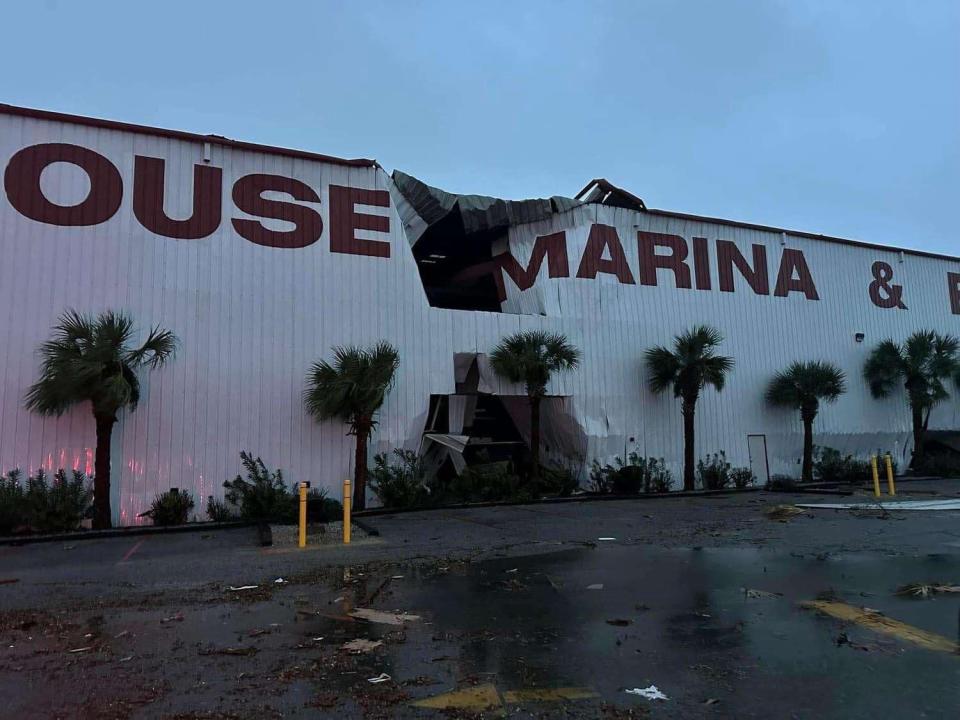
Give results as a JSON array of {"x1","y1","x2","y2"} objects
[
  {"x1": 500, "y1": 204, "x2": 960, "y2": 478},
  {"x1": 1, "y1": 110, "x2": 959, "y2": 524}
]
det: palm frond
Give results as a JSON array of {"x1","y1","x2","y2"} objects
[
  {"x1": 645, "y1": 325, "x2": 732, "y2": 398},
  {"x1": 863, "y1": 339, "x2": 904, "y2": 398},
  {"x1": 24, "y1": 310, "x2": 176, "y2": 418},
  {"x1": 489, "y1": 331, "x2": 580, "y2": 396},
  {"x1": 766, "y1": 360, "x2": 846, "y2": 408},
  {"x1": 303, "y1": 342, "x2": 400, "y2": 427}
]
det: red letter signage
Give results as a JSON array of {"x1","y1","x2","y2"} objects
[
  {"x1": 948, "y1": 273, "x2": 960, "y2": 315},
  {"x1": 494, "y1": 231, "x2": 569, "y2": 301},
  {"x1": 576, "y1": 224, "x2": 635, "y2": 283},
  {"x1": 232, "y1": 174, "x2": 323, "y2": 249},
  {"x1": 133, "y1": 156, "x2": 222, "y2": 239},
  {"x1": 4, "y1": 143, "x2": 122, "y2": 226},
  {"x1": 717, "y1": 240, "x2": 769, "y2": 295},
  {"x1": 774, "y1": 249, "x2": 819, "y2": 300},
  {"x1": 637, "y1": 231, "x2": 691, "y2": 289},
  {"x1": 329, "y1": 185, "x2": 391, "y2": 258}
]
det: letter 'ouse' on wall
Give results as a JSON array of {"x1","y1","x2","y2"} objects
[{"x1": 1, "y1": 103, "x2": 959, "y2": 523}]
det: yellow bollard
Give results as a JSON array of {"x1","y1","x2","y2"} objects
[
  {"x1": 298, "y1": 481, "x2": 309, "y2": 548},
  {"x1": 343, "y1": 478, "x2": 351, "y2": 544},
  {"x1": 885, "y1": 453, "x2": 896, "y2": 496},
  {"x1": 870, "y1": 455, "x2": 881, "y2": 498}
]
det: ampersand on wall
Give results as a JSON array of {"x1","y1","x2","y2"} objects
[{"x1": 869, "y1": 261, "x2": 907, "y2": 309}]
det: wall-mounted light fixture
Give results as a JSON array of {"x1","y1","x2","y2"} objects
[{"x1": 855, "y1": 332, "x2": 865, "y2": 343}]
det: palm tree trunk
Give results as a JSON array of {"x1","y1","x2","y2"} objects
[
  {"x1": 911, "y1": 404, "x2": 925, "y2": 467},
  {"x1": 682, "y1": 400, "x2": 696, "y2": 491},
  {"x1": 530, "y1": 394, "x2": 541, "y2": 483},
  {"x1": 353, "y1": 420, "x2": 369, "y2": 511},
  {"x1": 93, "y1": 413, "x2": 115, "y2": 529},
  {"x1": 801, "y1": 410, "x2": 816, "y2": 484}
]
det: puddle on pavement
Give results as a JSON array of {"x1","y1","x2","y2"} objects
[
  {"x1": 4, "y1": 547, "x2": 958, "y2": 718},
  {"x1": 372, "y1": 546, "x2": 960, "y2": 718}
]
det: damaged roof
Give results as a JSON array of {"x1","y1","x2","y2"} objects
[{"x1": 392, "y1": 170, "x2": 583, "y2": 236}]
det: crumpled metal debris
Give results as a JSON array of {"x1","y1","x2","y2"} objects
[
  {"x1": 895, "y1": 583, "x2": 960, "y2": 598},
  {"x1": 349, "y1": 608, "x2": 421, "y2": 626},
  {"x1": 625, "y1": 685, "x2": 668, "y2": 700},
  {"x1": 367, "y1": 673, "x2": 392, "y2": 684},
  {"x1": 341, "y1": 638, "x2": 383, "y2": 653}
]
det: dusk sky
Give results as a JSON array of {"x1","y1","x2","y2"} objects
[{"x1": 3, "y1": 0, "x2": 958, "y2": 254}]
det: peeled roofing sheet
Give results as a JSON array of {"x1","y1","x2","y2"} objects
[{"x1": 797, "y1": 499, "x2": 960, "y2": 511}]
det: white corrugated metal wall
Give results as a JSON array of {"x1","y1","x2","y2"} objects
[{"x1": 1, "y1": 108, "x2": 958, "y2": 524}]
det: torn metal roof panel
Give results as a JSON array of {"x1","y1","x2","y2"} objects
[{"x1": 392, "y1": 170, "x2": 581, "y2": 236}]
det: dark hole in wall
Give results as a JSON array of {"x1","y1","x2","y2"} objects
[{"x1": 411, "y1": 211, "x2": 503, "y2": 311}]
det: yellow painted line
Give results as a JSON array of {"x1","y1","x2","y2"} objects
[
  {"x1": 502, "y1": 687, "x2": 598, "y2": 703},
  {"x1": 801, "y1": 600, "x2": 959, "y2": 653},
  {"x1": 410, "y1": 683, "x2": 501, "y2": 710}
]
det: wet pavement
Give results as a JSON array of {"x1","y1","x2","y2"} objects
[{"x1": 1, "y1": 486, "x2": 959, "y2": 718}]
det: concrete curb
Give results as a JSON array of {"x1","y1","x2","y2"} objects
[
  {"x1": 0, "y1": 520, "x2": 254, "y2": 546},
  {"x1": 353, "y1": 486, "x2": 764, "y2": 519}
]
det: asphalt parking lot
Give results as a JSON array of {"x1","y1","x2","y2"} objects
[{"x1": 1, "y1": 483, "x2": 959, "y2": 718}]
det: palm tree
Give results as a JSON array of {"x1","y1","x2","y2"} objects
[
  {"x1": 489, "y1": 331, "x2": 580, "y2": 483},
  {"x1": 863, "y1": 330, "x2": 960, "y2": 466},
  {"x1": 766, "y1": 361, "x2": 846, "y2": 483},
  {"x1": 24, "y1": 310, "x2": 177, "y2": 529},
  {"x1": 645, "y1": 325, "x2": 734, "y2": 491},
  {"x1": 304, "y1": 342, "x2": 399, "y2": 511}
]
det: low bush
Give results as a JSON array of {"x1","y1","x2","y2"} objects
[
  {"x1": 812, "y1": 447, "x2": 897, "y2": 484},
  {"x1": 765, "y1": 474, "x2": 799, "y2": 492},
  {"x1": 913, "y1": 452, "x2": 960, "y2": 478},
  {"x1": 369, "y1": 449, "x2": 430, "y2": 508},
  {"x1": 536, "y1": 463, "x2": 580, "y2": 497},
  {"x1": 0, "y1": 470, "x2": 26, "y2": 535},
  {"x1": 306, "y1": 488, "x2": 342, "y2": 523},
  {"x1": 730, "y1": 467, "x2": 756, "y2": 489},
  {"x1": 150, "y1": 489, "x2": 195, "y2": 526},
  {"x1": 590, "y1": 453, "x2": 673, "y2": 494},
  {"x1": 0, "y1": 468, "x2": 92, "y2": 535},
  {"x1": 450, "y1": 458, "x2": 524, "y2": 503},
  {"x1": 223, "y1": 452, "x2": 293, "y2": 522},
  {"x1": 25, "y1": 469, "x2": 93, "y2": 533},
  {"x1": 206, "y1": 496, "x2": 236, "y2": 522},
  {"x1": 697, "y1": 452, "x2": 732, "y2": 490}
]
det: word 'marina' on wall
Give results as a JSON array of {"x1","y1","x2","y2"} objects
[
  {"x1": 494, "y1": 226, "x2": 819, "y2": 301},
  {"x1": 495, "y1": 226, "x2": 960, "y2": 315},
  {"x1": 2, "y1": 143, "x2": 391, "y2": 255}
]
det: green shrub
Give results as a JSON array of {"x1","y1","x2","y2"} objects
[
  {"x1": 223, "y1": 452, "x2": 293, "y2": 522},
  {"x1": 536, "y1": 463, "x2": 580, "y2": 497},
  {"x1": 450, "y1": 459, "x2": 523, "y2": 503},
  {"x1": 305, "y1": 488, "x2": 342, "y2": 523},
  {"x1": 206, "y1": 496, "x2": 236, "y2": 522},
  {"x1": 697, "y1": 452, "x2": 732, "y2": 490},
  {"x1": 150, "y1": 489, "x2": 195, "y2": 526},
  {"x1": 765, "y1": 474, "x2": 799, "y2": 492},
  {"x1": 730, "y1": 467, "x2": 755, "y2": 489},
  {"x1": 369, "y1": 449, "x2": 430, "y2": 508},
  {"x1": 24, "y1": 468, "x2": 92, "y2": 533},
  {"x1": 912, "y1": 452, "x2": 960, "y2": 478},
  {"x1": 813, "y1": 447, "x2": 873, "y2": 484},
  {"x1": 0, "y1": 470, "x2": 26, "y2": 535},
  {"x1": 590, "y1": 453, "x2": 673, "y2": 494}
]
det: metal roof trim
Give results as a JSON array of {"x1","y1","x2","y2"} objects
[{"x1": 0, "y1": 103, "x2": 377, "y2": 169}]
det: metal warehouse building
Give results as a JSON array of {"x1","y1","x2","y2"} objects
[{"x1": 1, "y1": 103, "x2": 958, "y2": 524}]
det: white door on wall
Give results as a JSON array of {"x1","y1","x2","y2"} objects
[{"x1": 747, "y1": 434, "x2": 770, "y2": 486}]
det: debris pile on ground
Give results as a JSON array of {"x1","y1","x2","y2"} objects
[
  {"x1": 765, "y1": 504, "x2": 806, "y2": 520},
  {"x1": 625, "y1": 685, "x2": 668, "y2": 700},
  {"x1": 895, "y1": 582, "x2": 960, "y2": 598}
]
